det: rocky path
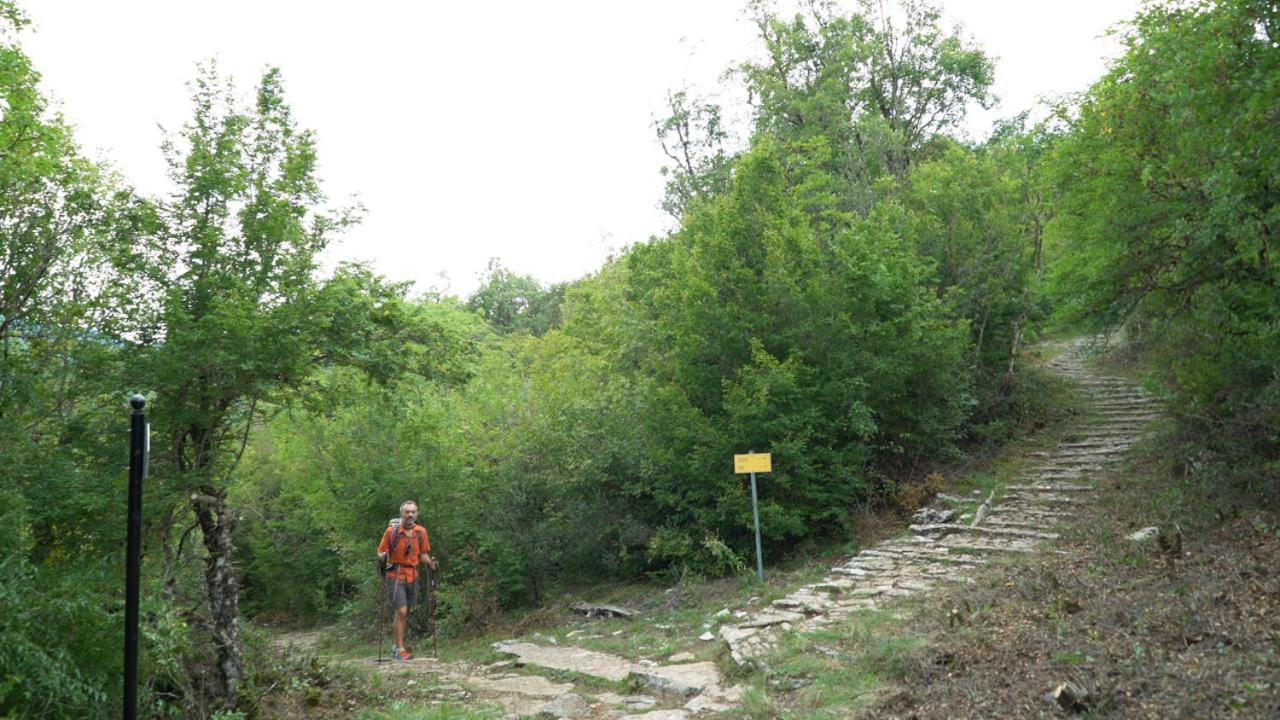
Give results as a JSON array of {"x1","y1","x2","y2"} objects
[
  {"x1": 331, "y1": 339, "x2": 1161, "y2": 719},
  {"x1": 350, "y1": 644, "x2": 741, "y2": 719}
]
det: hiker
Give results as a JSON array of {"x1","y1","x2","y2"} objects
[{"x1": 377, "y1": 500, "x2": 437, "y2": 661}]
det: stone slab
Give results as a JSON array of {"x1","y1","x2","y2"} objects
[
  {"x1": 618, "y1": 711, "x2": 690, "y2": 720},
  {"x1": 465, "y1": 674, "x2": 575, "y2": 698},
  {"x1": 492, "y1": 641, "x2": 636, "y2": 682},
  {"x1": 631, "y1": 661, "x2": 722, "y2": 697}
]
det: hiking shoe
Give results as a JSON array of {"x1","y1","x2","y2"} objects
[{"x1": 394, "y1": 650, "x2": 413, "y2": 662}]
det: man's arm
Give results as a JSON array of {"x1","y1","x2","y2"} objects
[{"x1": 377, "y1": 527, "x2": 390, "y2": 560}]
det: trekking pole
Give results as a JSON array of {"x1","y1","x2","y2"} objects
[
  {"x1": 377, "y1": 574, "x2": 390, "y2": 663},
  {"x1": 377, "y1": 578, "x2": 384, "y2": 664},
  {"x1": 430, "y1": 564, "x2": 440, "y2": 659}
]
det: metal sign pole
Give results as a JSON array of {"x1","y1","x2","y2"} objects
[
  {"x1": 749, "y1": 470, "x2": 765, "y2": 582},
  {"x1": 124, "y1": 395, "x2": 148, "y2": 720},
  {"x1": 734, "y1": 450, "x2": 771, "y2": 583}
]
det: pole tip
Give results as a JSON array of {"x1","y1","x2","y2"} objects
[{"x1": 129, "y1": 394, "x2": 146, "y2": 410}]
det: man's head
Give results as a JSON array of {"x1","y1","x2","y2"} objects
[{"x1": 399, "y1": 500, "x2": 418, "y2": 527}]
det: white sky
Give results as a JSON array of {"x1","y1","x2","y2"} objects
[{"x1": 22, "y1": 0, "x2": 1139, "y2": 298}]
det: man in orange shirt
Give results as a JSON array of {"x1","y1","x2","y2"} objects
[{"x1": 377, "y1": 500, "x2": 437, "y2": 661}]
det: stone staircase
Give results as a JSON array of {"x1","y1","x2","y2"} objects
[{"x1": 719, "y1": 338, "x2": 1164, "y2": 665}]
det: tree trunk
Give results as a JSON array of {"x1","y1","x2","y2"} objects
[
  {"x1": 1008, "y1": 315, "x2": 1024, "y2": 374},
  {"x1": 190, "y1": 486, "x2": 243, "y2": 709}
]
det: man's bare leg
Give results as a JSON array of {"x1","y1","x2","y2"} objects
[{"x1": 393, "y1": 605, "x2": 408, "y2": 652}]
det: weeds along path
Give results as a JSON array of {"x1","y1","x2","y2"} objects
[{"x1": 719, "y1": 337, "x2": 1163, "y2": 665}]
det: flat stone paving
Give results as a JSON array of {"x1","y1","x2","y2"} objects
[{"x1": 491, "y1": 640, "x2": 637, "y2": 682}]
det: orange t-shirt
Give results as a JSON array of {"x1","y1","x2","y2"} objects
[{"x1": 378, "y1": 523, "x2": 430, "y2": 583}]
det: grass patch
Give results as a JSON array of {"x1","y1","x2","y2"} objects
[
  {"x1": 354, "y1": 701, "x2": 503, "y2": 719},
  {"x1": 747, "y1": 609, "x2": 927, "y2": 718}
]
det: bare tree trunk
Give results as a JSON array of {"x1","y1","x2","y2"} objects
[
  {"x1": 974, "y1": 306, "x2": 990, "y2": 364},
  {"x1": 190, "y1": 486, "x2": 243, "y2": 709},
  {"x1": 1008, "y1": 315, "x2": 1024, "y2": 374}
]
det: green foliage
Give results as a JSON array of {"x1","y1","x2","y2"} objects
[
  {"x1": 233, "y1": 307, "x2": 484, "y2": 622},
  {"x1": 559, "y1": 137, "x2": 972, "y2": 562},
  {"x1": 233, "y1": 1, "x2": 1012, "y2": 619},
  {"x1": 655, "y1": 90, "x2": 733, "y2": 220},
  {"x1": 1048, "y1": 0, "x2": 1280, "y2": 491},
  {"x1": 899, "y1": 126, "x2": 1056, "y2": 441},
  {"x1": 465, "y1": 258, "x2": 564, "y2": 336},
  {"x1": 0, "y1": 9, "x2": 145, "y2": 717},
  {"x1": 0, "y1": 487, "x2": 111, "y2": 719},
  {"x1": 9, "y1": 0, "x2": 1224, "y2": 714},
  {"x1": 740, "y1": 0, "x2": 994, "y2": 210}
]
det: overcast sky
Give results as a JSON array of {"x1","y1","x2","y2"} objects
[{"x1": 23, "y1": 0, "x2": 1139, "y2": 298}]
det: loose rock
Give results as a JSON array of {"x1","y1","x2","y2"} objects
[
  {"x1": 570, "y1": 599, "x2": 634, "y2": 617},
  {"x1": 1127, "y1": 526, "x2": 1160, "y2": 542},
  {"x1": 1051, "y1": 680, "x2": 1093, "y2": 712},
  {"x1": 913, "y1": 507, "x2": 958, "y2": 524},
  {"x1": 537, "y1": 692, "x2": 589, "y2": 718}
]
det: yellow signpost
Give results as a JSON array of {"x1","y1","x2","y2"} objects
[
  {"x1": 733, "y1": 452, "x2": 772, "y2": 474},
  {"x1": 734, "y1": 451, "x2": 772, "y2": 581}
]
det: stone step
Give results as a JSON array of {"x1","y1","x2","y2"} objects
[
  {"x1": 1028, "y1": 470, "x2": 1110, "y2": 480},
  {"x1": 1029, "y1": 462, "x2": 1112, "y2": 473},
  {"x1": 772, "y1": 592, "x2": 839, "y2": 614},
  {"x1": 1061, "y1": 433, "x2": 1143, "y2": 442},
  {"x1": 1037, "y1": 453, "x2": 1112, "y2": 461},
  {"x1": 1037, "y1": 445, "x2": 1128, "y2": 454},
  {"x1": 993, "y1": 513, "x2": 1072, "y2": 527},
  {"x1": 1005, "y1": 483, "x2": 1093, "y2": 492},
  {"x1": 1093, "y1": 401, "x2": 1157, "y2": 408},
  {"x1": 984, "y1": 518, "x2": 1058, "y2": 532},
  {"x1": 1001, "y1": 489, "x2": 1084, "y2": 504},
  {"x1": 937, "y1": 538, "x2": 1037, "y2": 554},
  {"x1": 989, "y1": 506, "x2": 1071, "y2": 519},
  {"x1": 994, "y1": 507, "x2": 1074, "y2": 521},
  {"x1": 1026, "y1": 469, "x2": 1104, "y2": 479},
  {"x1": 1091, "y1": 398, "x2": 1159, "y2": 406},
  {"x1": 910, "y1": 523, "x2": 1061, "y2": 540},
  {"x1": 735, "y1": 609, "x2": 805, "y2": 628},
  {"x1": 1066, "y1": 434, "x2": 1141, "y2": 444},
  {"x1": 848, "y1": 548, "x2": 987, "y2": 567},
  {"x1": 858, "y1": 545, "x2": 971, "y2": 559},
  {"x1": 1000, "y1": 494, "x2": 1081, "y2": 507},
  {"x1": 1022, "y1": 466, "x2": 1102, "y2": 475},
  {"x1": 1092, "y1": 405, "x2": 1160, "y2": 414},
  {"x1": 1057, "y1": 442, "x2": 1137, "y2": 452},
  {"x1": 1094, "y1": 410, "x2": 1161, "y2": 419},
  {"x1": 1036, "y1": 444, "x2": 1129, "y2": 455}
]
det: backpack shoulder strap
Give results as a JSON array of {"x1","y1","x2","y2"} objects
[{"x1": 388, "y1": 524, "x2": 401, "y2": 555}]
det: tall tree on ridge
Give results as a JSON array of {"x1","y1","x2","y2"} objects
[{"x1": 741, "y1": 0, "x2": 994, "y2": 211}]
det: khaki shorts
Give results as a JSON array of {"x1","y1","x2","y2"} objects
[{"x1": 385, "y1": 577, "x2": 417, "y2": 609}]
